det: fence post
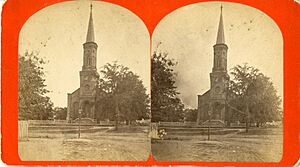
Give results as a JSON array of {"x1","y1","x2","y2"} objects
[{"x1": 18, "y1": 120, "x2": 29, "y2": 141}]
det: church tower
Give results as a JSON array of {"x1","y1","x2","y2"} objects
[
  {"x1": 197, "y1": 5, "x2": 230, "y2": 126},
  {"x1": 67, "y1": 4, "x2": 100, "y2": 122},
  {"x1": 79, "y1": 4, "x2": 99, "y2": 118},
  {"x1": 209, "y1": 6, "x2": 229, "y2": 122}
]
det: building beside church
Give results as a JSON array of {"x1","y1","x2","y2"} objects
[
  {"x1": 197, "y1": 7, "x2": 230, "y2": 126},
  {"x1": 66, "y1": 5, "x2": 99, "y2": 122}
]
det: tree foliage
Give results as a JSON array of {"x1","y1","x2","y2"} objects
[
  {"x1": 228, "y1": 64, "x2": 282, "y2": 125},
  {"x1": 184, "y1": 108, "x2": 198, "y2": 122},
  {"x1": 151, "y1": 52, "x2": 184, "y2": 122},
  {"x1": 18, "y1": 52, "x2": 53, "y2": 120},
  {"x1": 53, "y1": 107, "x2": 67, "y2": 120},
  {"x1": 96, "y1": 62, "x2": 150, "y2": 123}
]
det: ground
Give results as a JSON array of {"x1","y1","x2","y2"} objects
[
  {"x1": 151, "y1": 127, "x2": 282, "y2": 162},
  {"x1": 19, "y1": 125, "x2": 282, "y2": 162},
  {"x1": 18, "y1": 126, "x2": 150, "y2": 161}
]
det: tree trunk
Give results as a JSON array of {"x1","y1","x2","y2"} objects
[
  {"x1": 245, "y1": 103, "x2": 250, "y2": 133},
  {"x1": 115, "y1": 97, "x2": 119, "y2": 131},
  {"x1": 115, "y1": 118, "x2": 118, "y2": 130},
  {"x1": 246, "y1": 120, "x2": 249, "y2": 133}
]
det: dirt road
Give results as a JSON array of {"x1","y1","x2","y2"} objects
[
  {"x1": 151, "y1": 127, "x2": 282, "y2": 162},
  {"x1": 19, "y1": 126, "x2": 282, "y2": 162},
  {"x1": 18, "y1": 129, "x2": 150, "y2": 161}
]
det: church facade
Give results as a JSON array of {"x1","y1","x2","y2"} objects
[
  {"x1": 197, "y1": 7, "x2": 230, "y2": 126},
  {"x1": 66, "y1": 5, "x2": 100, "y2": 122}
]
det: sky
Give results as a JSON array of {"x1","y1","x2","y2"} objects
[
  {"x1": 19, "y1": 1, "x2": 150, "y2": 107},
  {"x1": 19, "y1": 1, "x2": 283, "y2": 109},
  {"x1": 153, "y1": 2, "x2": 283, "y2": 108}
]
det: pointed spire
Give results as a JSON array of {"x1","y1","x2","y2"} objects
[
  {"x1": 216, "y1": 5, "x2": 225, "y2": 44},
  {"x1": 86, "y1": 3, "x2": 95, "y2": 43}
]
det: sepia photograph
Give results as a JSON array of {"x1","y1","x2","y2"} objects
[
  {"x1": 2, "y1": 0, "x2": 299, "y2": 165},
  {"x1": 16, "y1": 0, "x2": 284, "y2": 163},
  {"x1": 151, "y1": 1, "x2": 283, "y2": 162},
  {"x1": 18, "y1": 0, "x2": 151, "y2": 161}
]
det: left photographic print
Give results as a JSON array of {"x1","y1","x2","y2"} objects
[{"x1": 18, "y1": 0, "x2": 151, "y2": 161}]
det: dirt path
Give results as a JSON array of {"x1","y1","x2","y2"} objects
[
  {"x1": 19, "y1": 131, "x2": 150, "y2": 161},
  {"x1": 61, "y1": 133, "x2": 150, "y2": 161},
  {"x1": 151, "y1": 127, "x2": 282, "y2": 162},
  {"x1": 19, "y1": 138, "x2": 65, "y2": 160},
  {"x1": 19, "y1": 127, "x2": 282, "y2": 162}
]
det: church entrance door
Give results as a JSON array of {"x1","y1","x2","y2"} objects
[{"x1": 82, "y1": 101, "x2": 92, "y2": 118}]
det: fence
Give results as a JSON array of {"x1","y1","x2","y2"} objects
[
  {"x1": 18, "y1": 121, "x2": 29, "y2": 141},
  {"x1": 28, "y1": 120, "x2": 67, "y2": 124},
  {"x1": 158, "y1": 121, "x2": 197, "y2": 127},
  {"x1": 99, "y1": 120, "x2": 116, "y2": 126}
]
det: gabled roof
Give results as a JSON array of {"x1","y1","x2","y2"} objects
[{"x1": 198, "y1": 89, "x2": 211, "y2": 97}]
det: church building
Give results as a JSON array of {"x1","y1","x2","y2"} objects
[
  {"x1": 66, "y1": 5, "x2": 100, "y2": 122},
  {"x1": 197, "y1": 7, "x2": 230, "y2": 126}
]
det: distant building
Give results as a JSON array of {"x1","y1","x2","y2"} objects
[
  {"x1": 197, "y1": 6, "x2": 230, "y2": 126},
  {"x1": 66, "y1": 5, "x2": 99, "y2": 122}
]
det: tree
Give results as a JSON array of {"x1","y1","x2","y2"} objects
[
  {"x1": 18, "y1": 52, "x2": 54, "y2": 120},
  {"x1": 96, "y1": 62, "x2": 150, "y2": 126},
  {"x1": 247, "y1": 75, "x2": 282, "y2": 125},
  {"x1": 53, "y1": 107, "x2": 67, "y2": 120},
  {"x1": 228, "y1": 63, "x2": 282, "y2": 127},
  {"x1": 151, "y1": 51, "x2": 184, "y2": 122},
  {"x1": 184, "y1": 108, "x2": 198, "y2": 122}
]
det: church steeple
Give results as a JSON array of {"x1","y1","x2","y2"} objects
[
  {"x1": 216, "y1": 5, "x2": 225, "y2": 44},
  {"x1": 197, "y1": 5, "x2": 230, "y2": 125},
  {"x1": 67, "y1": 3, "x2": 99, "y2": 122},
  {"x1": 86, "y1": 4, "x2": 95, "y2": 43},
  {"x1": 212, "y1": 5, "x2": 228, "y2": 73},
  {"x1": 82, "y1": 3, "x2": 98, "y2": 71}
]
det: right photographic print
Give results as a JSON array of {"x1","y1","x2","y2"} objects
[{"x1": 151, "y1": 2, "x2": 283, "y2": 162}]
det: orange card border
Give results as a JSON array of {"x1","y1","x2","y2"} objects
[{"x1": 1, "y1": 0, "x2": 300, "y2": 166}]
